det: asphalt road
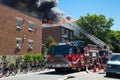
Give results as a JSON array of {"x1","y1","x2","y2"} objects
[{"x1": 1, "y1": 69, "x2": 120, "y2": 80}]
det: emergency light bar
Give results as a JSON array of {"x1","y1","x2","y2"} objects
[
  {"x1": 58, "y1": 42, "x2": 74, "y2": 46},
  {"x1": 58, "y1": 40, "x2": 85, "y2": 46}
]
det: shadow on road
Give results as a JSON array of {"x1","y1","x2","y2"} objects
[
  {"x1": 36, "y1": 69, "x2": 82, "y2": 76},
  {"x1": 104, "y1": 74, "x2": 120, "y2": 79}
]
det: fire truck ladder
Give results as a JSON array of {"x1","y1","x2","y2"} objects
[
  {"x1": 111, "y1": 40, "x2": 120, "y2": 48},
  {"x1": 67, "y1": 22, "x2": 109, "y2": 49}
]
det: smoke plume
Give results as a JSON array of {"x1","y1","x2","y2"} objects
[{"x1": 0, "y1": 0, "x2": 64, "y2": 23}]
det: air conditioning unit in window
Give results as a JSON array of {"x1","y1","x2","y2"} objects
[
  {"x1": 16, "y1": 46, "x2": 21, "y2": 50},
  {"x1": 28, "y1": 28, "x2": 33, "y2": 31},
  {"x1": 17, "y1": 26, "x2": 21, "y2": 29},
  {"x1": 29, "y1": 46, "x2": 33, "y2": 50},
  {"x1": 16, "y1": 43, "x2": 21, "y2": 49}
]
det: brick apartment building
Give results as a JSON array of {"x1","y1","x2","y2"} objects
[
  {"x1": 0, "y1": 5, "x2": 42, "y2": 55},
  {"x1": 42, "y1": 24, "x2": 74, "y2": 44}
]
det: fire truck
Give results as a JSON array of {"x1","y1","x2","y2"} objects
[{"x1": 47, "y1": 41, "x2": 99, "y2": 72}]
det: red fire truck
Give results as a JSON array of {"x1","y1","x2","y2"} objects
[{"x1": 47, "y1": 41, "x2": 99, "y2": 72}]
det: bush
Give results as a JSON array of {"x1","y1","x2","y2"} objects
[
  {"x1": 10, "y1": 62, "x2": 15, "y2": 67},
  {"x1": 23, "y1": 53, "x2": 44, "y2": 64},
  {"x1": 36, "y1": 53, "x2": 44, "y2": 63},
  {"x1": 2, "y1": 55, "x2": 7, "y2": 62},
  {"x1": 23, "y1": 53, "x2": 32, "y2": 63}
]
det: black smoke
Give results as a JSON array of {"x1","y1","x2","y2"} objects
[{"x1": 0, "y1": 0, "x2": 64, "y2": 23}]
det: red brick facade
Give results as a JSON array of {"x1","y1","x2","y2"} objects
[
  {"x1": 0, "y1": 5, "x2": 42, "y2": 55},
  {"x1": 42, "y1": 26, "x2": 74, "y2": 44}
]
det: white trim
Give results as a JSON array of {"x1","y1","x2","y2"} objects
[
  {"x1": 28, "y1": 21, "x2": 34, "y2": 24},
  {"x1": 89, "y1": 50, "x2": 98, "y2": 53},
  {"x1": 16, "y1": 17, "x2": 22, "y2": 20},
  {"x1": 28, "y1": 39, "x2": 33, "y2": 42},
  {"x1": 16, "y1": 38, "x2": 21, "y2": 41}
]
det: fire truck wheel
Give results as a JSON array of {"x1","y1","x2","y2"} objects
[{"x1": 76, "y1": 61, "x2": 81, "y2": 72}]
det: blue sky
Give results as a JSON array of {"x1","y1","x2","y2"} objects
[{"x1": 58, "y1": 0, "x2": 120, "y2": 31}]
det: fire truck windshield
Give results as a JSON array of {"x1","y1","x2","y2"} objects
[{"x1": 50, "y1": 45, "x2": 73, "y2": 55}]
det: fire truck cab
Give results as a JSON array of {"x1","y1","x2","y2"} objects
[{"x1": 47, "y1": 41, "x2": 99, "y2": 72}]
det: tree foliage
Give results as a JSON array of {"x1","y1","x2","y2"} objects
[
  {"x1": 45, "y1": 36, "x2": 56, "y2": 53},
  {"x1": 110, "y1": 30, "x2": 120, "y2": 52},
  {"x1": 77, "y1": 13, "x2": 114, "y2": 49}
]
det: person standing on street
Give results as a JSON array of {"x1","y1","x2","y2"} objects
[
  {"x1": 85, "y1": 58, "x2": 90, "y2": 73},
  {"x1": 101, "y1": 54, "x2": 108, "y2": 73},
  {"x1": 84, "y1": 46, "x2": 90, "y2": 73}
]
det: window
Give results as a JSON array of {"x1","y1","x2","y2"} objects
[
  {"x1": 61, "y1": 38, "x2": 65, "y2": 42},
  {"x1": 50, "y1": 45, "x2": 71, "y2": 55},
  {"x1": 28, "y1": 21, "x2": 33, "y2": 31},
  {"x1": 69, "y1": 48, "x2": 73, "y2": 54},
  {"x1": 16, "y1": 38, "x2": 21, "y2": 49},
  {"x1": 66, "y1": 30, "x2": 69, "y2": 36},
  {"x1": 61, "y1": 28, "x2": 65, "y2": 35},
  {"x1": 16, "y1": 17, "x2": 22, "y2": 29},
  {"x1": 110, "y1": 55, "x2": 120, "y2": 61},
  {"x1": 28, "y1": 39, "x2": 33, "y2": 49},
  {"x1": 70, "y1": 32, "x2": 73, "y2": 38},
  {"x1": 66, "y1": 39, "x2": 69, "y2": 42},
  {"x1": 92, "y1": 52, "x2": 97, "y2": 57}
]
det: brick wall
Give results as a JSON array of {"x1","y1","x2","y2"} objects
[
  {"x1": 0, "y1": 5, "x2": 42, "y2": 55},
  {"x1": 42, "y1": 26, "x2": 74, "y2": 44},
  {"x1": 42, "y1": 27, "x2": 61, "y2": 44}
]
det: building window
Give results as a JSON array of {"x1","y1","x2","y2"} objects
[
  {"x1": 16, "y1": 17, "x2": 22, "y2": 29},
  {"x1": 66, "y1": 30, "x2": 69, "y2": 36},
  {"x1": 61, "y1": 38, "x2": 65, "y2": 42},
  {"x1": 61, "y1": 28, "x2": 65, "y2": 35},
  {"x1": 66, "y1": 39, "x2": 69, "y2": 42},
  {"x1": 16, "y1": 38, "x2": 21, "y2": 49},
  {"x1": 70, "y1": 32, "x2": 73, "y2": 38},
  {"x1": 28, "y1": 39, "x2": 33, "y2": 49},
  {"x1": 28, "y1": 21, "x2": 33, "y2": 31}
]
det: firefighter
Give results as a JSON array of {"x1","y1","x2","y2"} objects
[
  {"x1": 101, "y1": 54, "x2": 108, "y2": 73},
  {"x1": 85, "y1": 57, "x2": 90, "y2": 73},
  {"x1": 84, "y1": 46, "x2": 90, "y2": 73},
  {"x1": 85, "y1": 48, "x2": 90, "y2": 73}
]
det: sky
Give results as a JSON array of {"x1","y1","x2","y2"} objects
[{"x1": 57, "y1": 0, "x2": 120, "y2": 31}]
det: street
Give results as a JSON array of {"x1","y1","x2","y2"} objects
[{"x1": 0, "y1": 69, "x2": 120, "y2": 80}]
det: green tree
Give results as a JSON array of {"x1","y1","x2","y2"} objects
[
  {"x1": 45, "y1": 36, "x2": 56, "y2": 53},
  {"x1": 110, "y1": 30, "x2": 120, "y2": 52},
  {"x1": 77, "y1": 13, "x2": 114, "y2": 48}
]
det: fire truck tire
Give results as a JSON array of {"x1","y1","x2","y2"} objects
[{"x1": 76, "y1": 61, "x2": 81, "y2": 72}]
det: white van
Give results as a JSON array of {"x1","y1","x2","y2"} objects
[{"x1": 106, "y1": 53, "x2": 120, "y2": 76}]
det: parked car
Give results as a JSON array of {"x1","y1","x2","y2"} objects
[{"x1": 106, "y1": 53, "x2": 120, "y2": 76}]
